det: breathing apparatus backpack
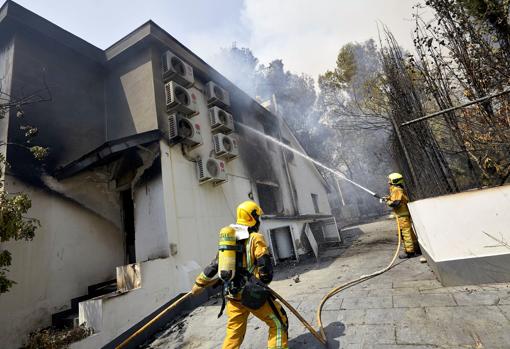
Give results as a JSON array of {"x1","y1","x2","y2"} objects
[{"x1": 217, "y1": 226, "x2": 269, "y2": 316}]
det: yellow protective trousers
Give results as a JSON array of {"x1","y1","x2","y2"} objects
[
  {"x1": 222, "y1": 298, "x2": 288, "y2": 349},
  {"x1": 397, "y1": 216, "x2": 418, "y2": 253}
]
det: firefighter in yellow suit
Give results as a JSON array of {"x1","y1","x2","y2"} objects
[
  {"x1": 385, "y1": 173, "x2": 420, "y2": 259},
  {"x1": 190, "y1": 201, "x2": 289, "y2": 349}
]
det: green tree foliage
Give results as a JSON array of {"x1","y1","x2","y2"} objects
[
  {"x1": 0, "y1": 104, "x2": 47, "y2": 293},
  {"x1": 318, "y1": 39, "x2": 390, "y2": 131},
  {"x1": 0, "y1": 157, "x2": 40, "y2": 292},
  {"x1": 458, "y1": 0, "x2": 510, "y2": 50},
  {"x1": 317, "y1": 40, "x2": 394, "y2": 199}
]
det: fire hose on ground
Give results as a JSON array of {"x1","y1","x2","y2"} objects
[
  {"x1": 112, "y1": 122, "x2": 409, "y2": 348},
  {"x1": 115, "y1": 219, "x2": 402, "y2": 348}
]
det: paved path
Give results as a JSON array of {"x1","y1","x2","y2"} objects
[{"x1": 144, "y1": 218, "x2": 510, "y2": 349}]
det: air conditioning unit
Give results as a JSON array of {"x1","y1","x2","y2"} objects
[
  {"x1": 165, "y1": 81, "x2": 198, "y2": 116},
  {"x1": 213, "y1": 133, "x2": 238, "y2": 161},
  {"x1": 196, "y1": 157, "x2": 228, "y2": 185},
  {"x1": 161, "y1": 51, "x2": 194, "y2": 87},
  {"x1": 205, "y1": 81, "x2": 230, "y2": 108},
  {"x1": 209, "y1": 106, "x2": 234, "y2": 134},
  {"x1": 168, "y1": 113, "x2": 202, "y2": 148}
]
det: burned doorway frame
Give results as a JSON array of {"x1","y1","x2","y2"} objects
[{"x1": 121, "y1": 190, "x2": 136, "y2": 264}]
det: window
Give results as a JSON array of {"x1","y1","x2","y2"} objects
[
  {"x1": 311, "y1": 193, "x2": 320, "y2": 214},
  {"x1": 256, "y1": 182, "x2": 283, "y2": 214}
]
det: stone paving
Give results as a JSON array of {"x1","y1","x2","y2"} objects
[{"x1": 145, "y1": 218, "x2": 510, "y2": 349}]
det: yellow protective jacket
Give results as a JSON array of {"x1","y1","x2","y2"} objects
[
  {"x1": 194, "y1": 232, "x2": 272, "y2": 299},
  {"x1": 387, "y1": 185, "x2": 410, "y2": 217}
]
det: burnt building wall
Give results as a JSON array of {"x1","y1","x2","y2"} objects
[
  {"x1": 7, "y1": 24, "x2": 106, "y2": 178},
  {"x1": 232, "y1": 101, "x2": 295, "y2": 216}
]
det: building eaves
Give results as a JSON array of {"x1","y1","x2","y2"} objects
[
  {"x1": 0, "y1": 0, "x2": 105, "y2": 63},
  {"x1": 54, "y1": 130, "x2": 161, "y2": 180},
  {"x1": 104, "y1": 20, "x2": 275, "y2": 120}
]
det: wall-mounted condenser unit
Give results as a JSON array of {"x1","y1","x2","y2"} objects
[
  {"x1": 161, "y1": 51, "x2": 194, "y2": 87},
  {"x1": 209, "y1": 106, "x2": 234, "y2": 134},
  {"x1": 213, "y1": 133, "x2": 238, "y2": 161},
  {"x1": 168, "y1": 113, "x2": 202, "y2": 148},
  {"x1": 205, "y1": 81, "x2": 230, "y2": 108},
  {"x1": 165, "y1": 81, "x2": 198, "y2": 116},
  {"x1": 196, "y1": 157, "x2": 228, "y2": 185}
]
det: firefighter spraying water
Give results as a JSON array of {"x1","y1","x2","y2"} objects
[{"x1": 116, "y1": 123, "x2": 408, "y2": 349}]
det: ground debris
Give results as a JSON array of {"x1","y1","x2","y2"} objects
[{"x1": 22, "y1": 325, "x2": 92, "y2": 349}]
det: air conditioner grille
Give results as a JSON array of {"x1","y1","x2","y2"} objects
[
  {"x1": 198, "y1": 159, "x2": 204, "y2": 179},
  {"x1": 169, "y1": 115, "x2": 177, "y2": 138},
  {"x1": 214, "y1": 136, "x2": 221, "y2": 153},
  {"x1": 209, "y1": 109, "x2": 215, "y2": 127},
  {"x1": 165, "y1": 83, "x2": 172, "y2": 105}
]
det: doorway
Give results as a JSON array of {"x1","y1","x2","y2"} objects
[{"x1": 121, "y1": 190, "x2": 136, "y2": 264}]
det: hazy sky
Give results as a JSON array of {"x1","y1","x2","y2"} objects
[{"x1": 13, "y1": 0, "x2": 417, "y2": 80}]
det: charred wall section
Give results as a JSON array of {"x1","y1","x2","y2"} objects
[
  {"x1": 231, "y1": 95, "x2": 291, "y2": 215},
  {"x1": 7, "y1": 24, "x2": 106, "y2": 181}
]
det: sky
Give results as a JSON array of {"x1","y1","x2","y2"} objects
[{"x1": 12, "y1": 0, "x2": 418, "y2": 81}]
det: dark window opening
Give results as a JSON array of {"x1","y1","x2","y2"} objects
[
  {"x1": 121, "y1": 190, "x2": 136, "y2": 264},
  {"x1": 311, "y1": 193, "x2": 320, "y2": 214},
  {"x1": 256, "y1": 183, "x2": 283, "y2": 215}
]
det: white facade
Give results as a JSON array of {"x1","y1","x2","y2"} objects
[
  {"x1": 409, "y1": 185, "x2": 510, "y2": 286},
  {"x1": 0, "y1": 8, "x2": 335, "y2": 347},
  {"x1": 70, "y1": 82, "x2": 333, "y2": 348},
  {"x1": 0, "y1": 176, "x2": 124, "y2": 346},
  {"x1": 72, "y1": 130, "x2": 333, "y2": 347}
]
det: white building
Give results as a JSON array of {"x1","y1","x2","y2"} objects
[{"x1": 0, "y1": 2, "x2": 338, "y2": 347}]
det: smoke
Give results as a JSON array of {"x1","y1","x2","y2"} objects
[
  {"x1": 235, "y1": 121, "x2": 379, "y2": 197},
  {"x1": 212, "y1": 43, "x2": 395, "y2": 218}
]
